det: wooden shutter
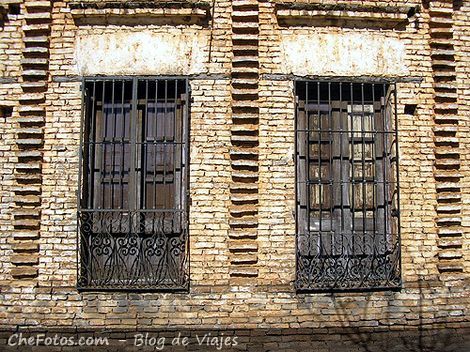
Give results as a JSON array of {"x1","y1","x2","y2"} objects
[
  {"x1": 173, "y1": 94, "x2": 187, "y2": 235},
  {"x1": 331, "y1": 101, "x2": 351, "y2": 255},
  {"x1": 296, "y1": 99, "x2": 313, "y2": 256},
  {"x1": 384, "y1": 86, "x2": 397, "y2": 252}
]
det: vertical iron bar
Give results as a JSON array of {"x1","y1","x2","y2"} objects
[
  {"x1": 110, "y1": 80, "x2": 116, "y2": 209},
  {"x1": 179, "y1": 81, "x2": 184, "y2": 218},
  {"x1": 394, "y1": 82, "x2": 401, "y2": 283},
  {"x1": 163, "y1": 80, "x2": 168, "y2": 210},
  {"x1": 372, "y1": 84, "x2": 377, "y2": 252},
  {"x1": 328, "y1": 82, "x2": 333, "y2": 255},
  {"x1": 339, "y1": 82, "x2": 344, "y2": 253},
  {"x1": 294, "y1": 81, "x2": 299, "y2": 288},
  {"x1": 184, "y1": 78, "x2": 190, "y2": 288},
  {"x1": 317, "y1": 81, "x2": 322, "y2": 254},
  {"x1": 119, "y1": 80, "x2": 125, "y2": 209},
  {"x1": 88, "y1": 81, "x2": 97, "y2": 284},
  {"x1": 101, "y1": 81, "x2": 107, "y2": 209},
  {"x1": 88, "y1": 81, "x2": 97, "y2": 210},
  {"x1": 173, "y1": 80, "x2": 178, "y2": 216},
  {"x1": 382, "y1": 83, "x2": 388, "y2": 255},
  {"x1": 182, "y1": 79, "x2": 188, "y2": 213},
  {"x1": 350, "y1": 82, "x2": 355, "y2": 254},
  {"x1": 78, "y1": 80, "x2": 85, "y2": 211},
  {"x1": 142, "y1": 79, "x2": 149, "y2": 209},
  {"x1": 305, "y1": 81, "x2": 311, "y2": 257},
  {"x1": 129, "y1": 78, "x2": 138, "y2": 212},
  {"x1": 153, "y1": 79, "x2": 158, "y2": 210},
  {"x1": 361, "y1": 83, "x2": 366, "y2": 254}
]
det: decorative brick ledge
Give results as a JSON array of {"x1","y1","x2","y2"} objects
[
  {"x1": 68, "y1": 0, "x2": 211, "y2": 10},
  {"x1": 229, "y1": 0, "x2": 260, "y2": 280},
  {"x1": 69, "y1": 0, "x2": 211, "y2": 25},
  {"x1": 427, "y1": 0, "x2": 464, "y2": 279},
  {"x1": 0, "y1": 0, "x2": 22, "y2": 25},
  {"x1": 275, "y1": 2, "x2": 419, "y2": 28},
  {"x1": 11, "y1": 0, "x2": 52, "y2": 281}
]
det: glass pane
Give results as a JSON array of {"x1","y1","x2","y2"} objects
[
  {"x1": 350, "y1": 183, "x2": 375, "y2": 210},
  {"x1": 309, "y1": 164, "x2": 330, "y2": 180},
  {"x1": 310, "y1": 143, "x2": 331, "y2": 160},
  {"x1": 351, "y1": 142, "x2": 374, "y2": 160},
  {"x1": 348, "y1": 104, "x2": 374, "y2": 138},
  {"x1": 309, "y1": 112, "x2": 331, "y2": 140},
  {"x1": 309, "y1": 184, "x2": 332, "y2": 210},
  {"x1": 353, "y1": 162, "x2": 375, "y2": 179}
]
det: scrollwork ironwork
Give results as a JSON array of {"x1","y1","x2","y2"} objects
[
  {"x1": 296, "y1": 235, "x2": 401, "y2": 291},
  {"x1": 78, "y1": 210, "x2": 189, "y2": 290}
]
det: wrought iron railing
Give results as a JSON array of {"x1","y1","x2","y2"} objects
[
  {"x1": 78, "y1": 210, "x2": 189, "y2": 290},
  {"x1": 295, "y1": 80, "x2": 401, "y2": 292},
  {"x1": 77, "y1": 78, "x2": 190, "y2": 291},
  {"x1": 296, "y1": 237, "x2": 401, "y2": 291}
]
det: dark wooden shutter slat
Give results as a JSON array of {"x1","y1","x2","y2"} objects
[
  {"x1": 331, "y1": 101, "x2": 351, "y2": 255},
  {"x1": 373, "y1": 101, "x2": 386, "y2": 255},
  {"x1": 297, "y1": 101, "x2": 308, "y2": 235},
  {"x1": 93, "y1": 108, "x2": 103, "y2": 210},
  {"x1": 173, "y1": 96, "x2": 184, "y2": 234},
  {"x1": 384, "y1": 89, "x2": 396, "y2": 251},
  {"x1": 296, "y1": 100, "x2": 312, "y2": 256}
]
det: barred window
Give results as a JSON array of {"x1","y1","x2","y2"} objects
[
  {"x1": 78, "y1": 78, "x2": 189, "y2": 291},
  {"x1": 295, "y1": 81, "x2": 401, "y2": 292}
]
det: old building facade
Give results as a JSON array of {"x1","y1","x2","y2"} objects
[{"x1": 0, "y1": 0, "x2": 469, "y2": 350}]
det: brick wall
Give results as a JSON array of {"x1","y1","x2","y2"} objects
[{"x1": 0, "y1": 0, "x2": 469, "y2": 337}]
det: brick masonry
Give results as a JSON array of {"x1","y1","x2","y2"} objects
[{"x1": 0, "y1": 0, "x2": 469, "y2": 347}]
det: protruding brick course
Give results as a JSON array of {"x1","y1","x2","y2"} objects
[
  {"x1": 229, "y1": 0, "x2": 260, "y2": 278},
  {"x1": 427, "y1": 0, "x2": 464, "y2": 279},
  {"x1": 11, "y1": 0, "x2": 52, "y2": 280}
]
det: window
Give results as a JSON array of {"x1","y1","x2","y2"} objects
[
  {"x1": 295, "y1": 81, "x2": 401, "y2": 291},
  {"x1": 77, "y1": 78, "x2": 189, "y2": 291}
]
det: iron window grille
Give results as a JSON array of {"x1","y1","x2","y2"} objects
[
  {"x1": 77, "y1": 77, "x2": 190, "y2": 291},
  {"x1": 295, "y1": 81, "x2": 401, "y2": 292}
]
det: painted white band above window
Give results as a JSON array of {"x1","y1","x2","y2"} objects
[
  {"x1": 281, "y1": 32, "x2": 409, "y2": 77},
  {"x1": 74, "y1": 30, "x2": 209, "y2": 76}
]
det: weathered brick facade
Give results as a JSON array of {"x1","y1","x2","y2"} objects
[{"x1": 0, "y1": 0, "x2": 469, "y2": 350}]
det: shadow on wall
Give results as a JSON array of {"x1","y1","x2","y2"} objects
[{"x1": 330, "y1": 277, "x2": 468, "y2": 352}]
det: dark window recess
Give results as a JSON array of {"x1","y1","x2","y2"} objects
[
  {"x1": 0, "y1": 106, "x2": 13, "y2": 118},
  {"x1": 295, "y1": 81, "x2": 401, "y2": 292},
  {"x1": 78, "y1": 78, "x2": 190, "y2": 291},
  {"x1": 8, "y1": 4, "x2": 21, "y2": 16},
  {"x1": 404, "y1": 104, "x2": 417, "y2": 116}
]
